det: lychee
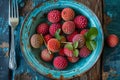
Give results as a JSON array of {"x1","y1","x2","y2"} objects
[
  {"x1": 48, "y1": 10, "x2": 61, "y2": 23},
  {"x1": 74, "y1": 15, "x2": 87, "y2": 29},
  {"x1": 30, "y1": 34, "x2": 43, "y2": 48},
  {"x1": 53, "y1": 56, "x2": 68, "y2": 70},
  {"x1": 47, "y1": 38, "x2": 60, "y2": 52},
  {"x1": 61, "y1": 8, "x2": 75, "y2": 21},
  {"x1": 62, "y1": 21, "x2": 75, "y2": 34}
]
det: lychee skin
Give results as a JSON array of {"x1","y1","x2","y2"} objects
[
  {"x1": 36, "y1": 23, "x2": 49, "y2": 35},
  {"x1": 30, "y1": 34, "x2": 43, "y2": 48},
  {"x1": 47, "y1": 38, "x2": 60, "y2": 52},
  {"x1": 74, "y1": 15, "x2": 87, "y2": 29},
  {"x1": 53, "y1": 56, "x2": 68, "y2": 70},
  {"x1": 41, "y1": 49, "x2": 54, "y2": 62},
  {"x1": 61, "y1": 8, "x2": 75, "y2": 21},
  {"x1": 64, "y1": 48, "x2": 73, "y2": 57},
  {"x1": 107, "y1": 34, "x2": 119, "y2": 47},
  {"x1": 80, "y1": 29, "x2": 89, "y2": 35},
  {"x1": 62, "y1": 21, "x2": 75, "y2": 34},
  {"x1": 72, "y1": 34, "x2": 86, "y2": 48},
  {"x1": 67, "y1": 31, "x2": 78, "y2": 42},
  {"x1": 59, "y1": 48, "x2": 65, "y2": 56},
  {"x1": 44, "y1": 34, "x2": 52, "y2": 43},
  {"x1": 79, "y1": 46, "x2": 91, "y2": 58},
  {"x1": 49, "y1": 23, "x2": 61, "y2": 36},
  {"x1": 67, "y1": 57, "x2": 79, "y2": 63},
  {"x1": 48, "y1": 10, "x2": 61, "y2": 23}
]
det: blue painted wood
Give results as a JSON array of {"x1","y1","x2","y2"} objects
[
  {"x1": 103, "y1": 0, "x2": 120, "y2": 80},
  {"x1": 0, "y1": 0, "x2": 9, "y2": 80}
]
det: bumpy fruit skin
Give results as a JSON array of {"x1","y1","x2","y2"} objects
[
  {"x1": 67, "y1": 57, "x2": 79, "y2": 63},
  {"x1": 80, "y1": 29, "x2": 89, "y2": 35},
  {"x1": 49, "y1": 23, "x2": 61, "y2": 36},
  {"x1": 53, "y1": 56, "x2": 68, "y2": 70},
  {"x1": 30, "y1": 34, "x2": 43, "y2": 48},
  {"x1": 41, "y1": 49, "x2": 53, "y2": 62},
  {"x1": 62, "y1": 21, "x2": 75, "y2": 34},
  {"x1": 107, "y1": 34, "x2": 119, "y2": 47},
  {"x1": 64, "y1": 48, "x2": 73, "y2": 57},
  {"x1": 74, "y1": 15, "x2": 87, "y2": 29},
  {"x1": 47, "y1": 38, "x2": 60, "y2": 52},
  {"x1": 72, "y1": 34, "x2": 86, "y2": 48},
  {"x1": 44, "y1": 34, "x2": 52, "y2": 43},
  {"x1": 67, "y1": 31, "x2": 78, "y2": 42},
  {"x1": 79, "y1": 46, "x2": 91, "y2": 58},
  {"x1": 48, "y1": 10, "x2": 61, "y2": 23},
  {"x1": 61, "y1": 8, "x2": 75, "y2": 21},
  {"x1": 59, "y1": 48, "x2": 65, "y2": 56},
  {"x1": 36, "y1": 23, "x2": 49, "y2": 35}
]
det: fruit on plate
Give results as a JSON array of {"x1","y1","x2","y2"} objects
[
  {"x1": 49, "y1": 23, "x2": 61, "y2": 36},
  {"x1": 53, "y1": 56, "x2": 68, "y2": 70},
  {"x1": 62, "y1": 21, "x2": 75, "y2": 34},
  {"x1": 36, "y1": 23, "x2": 49, "y2": 35},
  {"x1": 106, "y1": 34, "x2": 119, "y2": 47},
  {"x1": 41, "y1": 49, "x2": 54, "y2": 62},
  {"x1": 30, "y1": 34, "x2": 43, "y2": 48},
  {"x1": 74, "y1": 15, "x2": 88, "y2": 29},
  {"x1": 48, "y1": 10, "x2": 61, "y2": 23},
  {"x1": 47, "y1": 38, "x2": 60, "y2": 52},
  {"x1": 72, "y1": 34, "x2": 86, "y2": 48},
  {"x1": 31, "y1": 8, "x2": 100, "y2": 70},
  {"x1": 79, "y1": 46, "x2": 91, "y2": 58},
  {"x1": 61, "y1": 8, "x2": 75, "y2": 21}
]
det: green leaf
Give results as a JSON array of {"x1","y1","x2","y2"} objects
[
  {"x1": 86, "y1": 40, "x2": 97, "y2": 50},
  {"x1": 73, "y1": 49, "x2": 79, "y2": 57},
  {"x1": 55, "y1": 29, "x2": 62, "y2": 40},
  {"x1": 87, "y1": 27, "x2": 98, "y2": 40},
  {"x1": 64, "y1": 43, "x2": 73, "y2": 50},
  {"x1": 73, "y1": 41, "x2": 78, "y2": 48}
]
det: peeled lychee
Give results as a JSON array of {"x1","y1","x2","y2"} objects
[
  {"x1": 72, "y1": 34, "x2": 85, "y2": 48},
  {"x1": 30, "y1": 34, "x2": 43, "y2": 48},
  {"x1": 41, "y1": 49, "x2": 54, "y2": 62},
  {"x1": 53, "y1": 56, "x2": 68, "y2": 70},
  {"x1": 47, "y1": 38, "x2": 60, "y2": 52},
  {"x1": 48, "y1": 10, "x2": 61, "y2": 23},
  {"x1": 61, "y1": 8, "x2": 75, "y2": 21},
  {"x1": 62, "y1": 21, "x2": 75, "y2": 34}
]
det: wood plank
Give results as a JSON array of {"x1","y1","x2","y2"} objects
[{"x1": 72, "y1": 0, "x2": 103, "y2": 80}]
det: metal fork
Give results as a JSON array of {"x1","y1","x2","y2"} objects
[{"x1": 9, "y1": 0, "x2": 19, "y2": 70}]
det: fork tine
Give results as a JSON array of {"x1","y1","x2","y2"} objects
[
  {"x1": 13, "y1": 0, "x2": 16, "y2": 18},
  {"x1": 16, "y1": 0, "x2": 19, "y2": 18}
]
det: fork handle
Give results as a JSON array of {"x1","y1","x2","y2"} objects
[{"x1": 9, "y1": 27, "x2": 17, "y2": 70}]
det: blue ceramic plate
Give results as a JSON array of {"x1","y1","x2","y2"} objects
[{"x1": 20, "y1": 0, "x2": 104, "y2": 79}]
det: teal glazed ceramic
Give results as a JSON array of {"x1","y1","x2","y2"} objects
[{"x1": 20, "y1": 0, "x2": 104, "y2": 79}]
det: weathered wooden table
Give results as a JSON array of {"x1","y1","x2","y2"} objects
[{"x1": 0, "y1": 0, "x2": 120, "y2": 80}]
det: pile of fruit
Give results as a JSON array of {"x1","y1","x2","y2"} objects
[{"x1": 30, "y1": 8, "x2": 99, "y2": 70}]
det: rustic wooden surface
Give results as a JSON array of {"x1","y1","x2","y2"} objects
[{"x1": 0, "y1": 0, "x2": 120, "y2": 80}]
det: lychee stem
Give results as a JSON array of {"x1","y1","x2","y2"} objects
[{"x1": 40, "y1": 34, "x2": 52, "y2": 54}]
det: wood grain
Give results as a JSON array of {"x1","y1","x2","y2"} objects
[{"x1": 72, "y1": 0, "x2": 103, "y2": 80}]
